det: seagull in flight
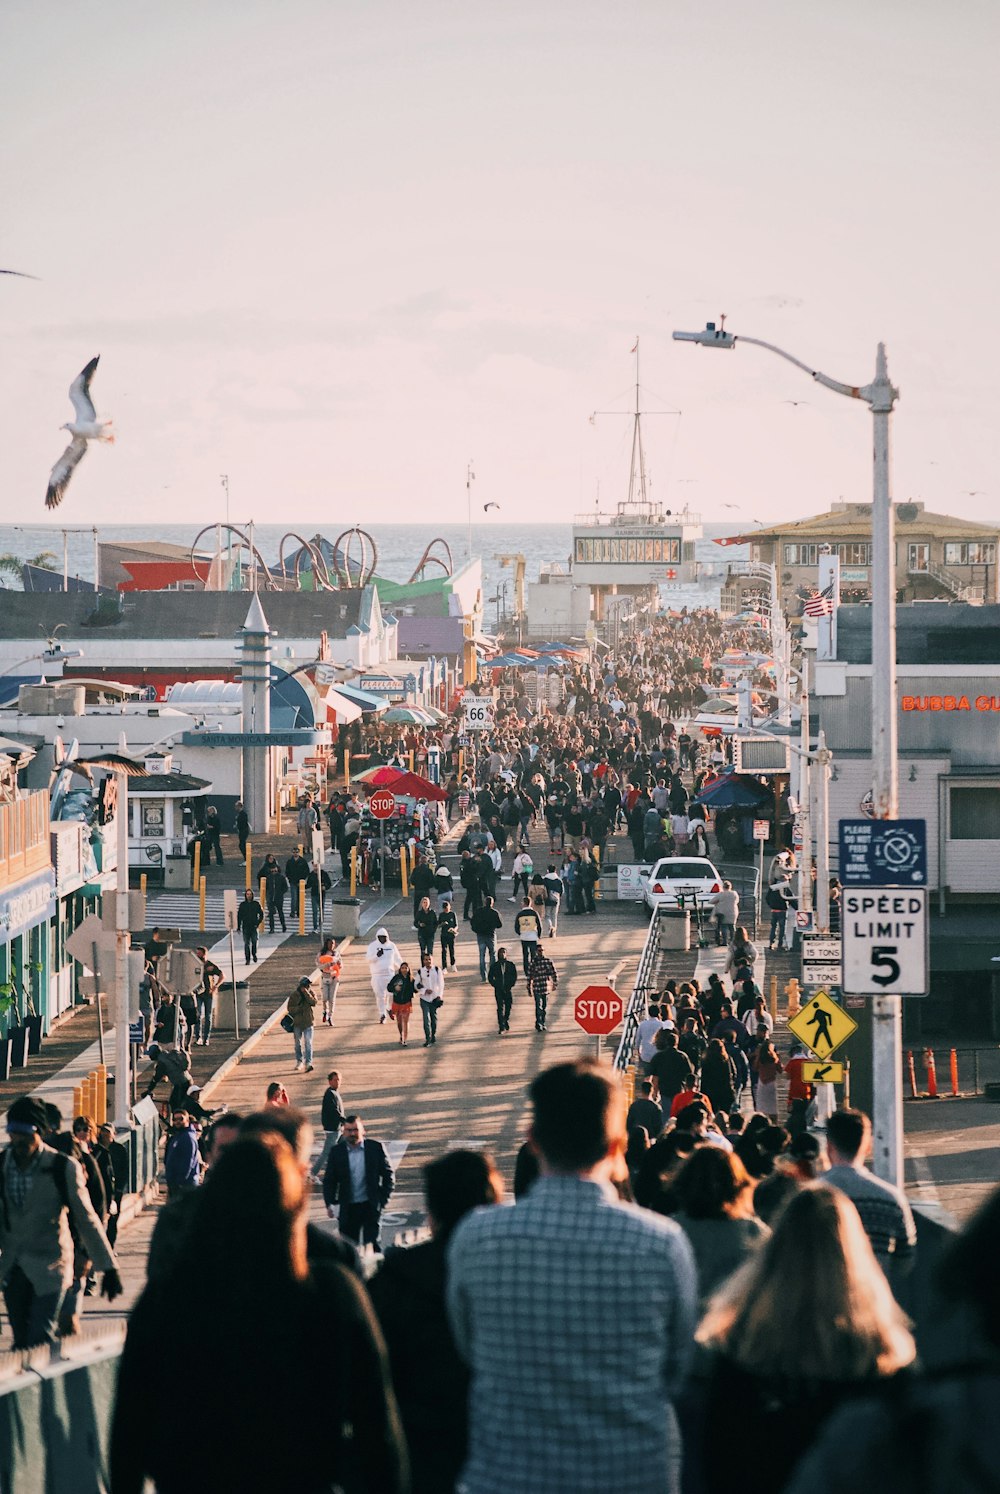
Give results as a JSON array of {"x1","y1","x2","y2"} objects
[
  {"x1": 45, "y1": 356, "x2": 114, "y2": 509},
  {"x1": 483, "y1": 501, "x2": 501, "y2": 513},
  {"x1": 0, "y1": 269, "x2": 38, "y2": 279}
]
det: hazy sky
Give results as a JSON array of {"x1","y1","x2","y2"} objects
[{"x1": 3, "y1": 0, "x2": 998, "y2": 534}]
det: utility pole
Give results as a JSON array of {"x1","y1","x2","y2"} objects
[
  {"x1": 114, "y1": 771, "x2": 131, "y2": 1130},
  {"x1": 869, "y1": 344, "x2": 903, "y2": 1188}
]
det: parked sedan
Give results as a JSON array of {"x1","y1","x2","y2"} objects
[{"x1": 640, "y1": 856, "x2": 724, "y2": 915}]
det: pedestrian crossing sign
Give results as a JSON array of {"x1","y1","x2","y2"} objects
[
  {"x1": 802, "y1": 1060, "x2": 845, "y2": 1084},
  {"x1": 788, "y1": 989, "x2": 858, "y2": 1060}
]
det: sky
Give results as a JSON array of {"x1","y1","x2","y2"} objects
[{"x1": 2, "y1": 0, "x2": 998, "y2": 535}]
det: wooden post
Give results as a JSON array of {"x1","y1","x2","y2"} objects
[
  {"x1": 198, "y1": 875, "x2": 207, "y2": 932},
  {"x1": 409, "y1": 750, "x2": 415, "y2": 773},
  {"x1": 350, "y1": 845, "x2": 357, "y2": 896},
  {"x1": 299, "y1": 893, "x2": 306, "y2": 936},
  {"x1": 592, "y1": 844, "x2": 601, "y2": 899},
  {"x1": 344, "y1": 750, "x2": 350, "y2": 788},
  {"x1": 400, "y1": 847, "x2": 408, "y2": 899},
  {"x1": 95, "y1": 1065, "x2": 107, "y2": 1126},
  {"x1": 259, "y1": 877, "x2": 267, "y2": 911},
  {"x1": 73, "y1": 1084, "x2": 83, "y2": 1120},
  {"x1": 275, "y1": 791, "x2": 282, "y2": 836},
  {"x1": 192, "y1": 838, "x2": 201, "y2": 891},
  {"x1": 769, "y1": 974, "x2": 778, "y2": 1023},
  {"x1": 245, "y1": 842, "x2": 252, "y2": 889},
  {"x1": 140, "y1": 872, "x2": 147, "y2": 899}
]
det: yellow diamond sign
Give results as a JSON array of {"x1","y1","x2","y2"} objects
[
  {"x1": 788, "y1": 990, "x2": 858, "y2": 1060},
  {"x1": 802, "y1": 1060, "x2": 846, "y2": 1084}
]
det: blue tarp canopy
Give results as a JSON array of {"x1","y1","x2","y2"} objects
[{"x1": 692, "y1": 767, "x2": 771, "y2": 809}]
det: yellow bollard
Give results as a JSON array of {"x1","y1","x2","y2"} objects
[
  {"x1": 81, "y1": 1073, "x2": 94, "y2": 1121},
  {"x1": 624, "y1": 1064, "x2": 636, "y2": 1107},
  {"x1": 769, "y1": 974, "x2": 778, "y2": 1023},
  {"x1": 245, "y1": 842, "x2": 252, "y2": 889},
  {"x1": 344, "y1": 750, "x2": 350, "y2": 789},
  {"x1": 199, "y1": 874, "x2": 207, "y2": 932},
  {"x1": 73, "y1": 1084, "x2": 83, "y2": 1120},
  {"x1": 299, "y1": 892, "x2": 306, "y2": 936},
  {"x1": 400, "y1": 847, "x2": 408, "y2": 898},
  {"x1": 592, "y1": 845, "x2": 601, "y2": 900},
  {"x1": 192, "y1": 838, "x2": 201, "y2": 891},
  {"x1": 350, "y1": 845, "x2": 357, "y2": 896},
  {"x1": 785, "y1": 977, "x2": 801, "y2": 1016},
  {"x1": 409, "y1": 750, "x2": 415, "y2": 773},
  {"x1": 275, "y1": 793, "x2": 282, "y2": 836},
  {"x1": 259, "y1": 877, "x2": 267, "y2": 912},
  {"x1": 95, "y1": 1065, "x2": 107, "y2": 1126},
  {"x1": 140, "y1": 872, "x2": 147, "y2": 899}
]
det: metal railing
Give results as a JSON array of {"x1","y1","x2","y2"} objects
[{"x1": 613, "y1": 905, "x2": 668, "y2": 1073}]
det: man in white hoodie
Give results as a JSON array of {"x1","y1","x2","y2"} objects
[{"x1": 365, "y1": 927, "x2": 401, "y2": 1024}]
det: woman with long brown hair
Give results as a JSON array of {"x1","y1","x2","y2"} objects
[
  {"x1": 694, "y1": 1185, "x2": 915, "y2": 1492},
  {"x1": 111, "y1": 1133, "x2": 407, "y2": 1494}
]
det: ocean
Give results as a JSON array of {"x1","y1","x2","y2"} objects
[{"x1": 0, "y1": 521, "x2": 748, "y2": 616}]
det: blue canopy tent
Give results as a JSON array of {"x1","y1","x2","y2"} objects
[{"x1": 692, "y1": 768, "x2": 771, "y2": 809}]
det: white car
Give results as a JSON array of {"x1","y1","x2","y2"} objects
[
  {"x1": 691, "y1": 697, "x2": 767, "y2": 733},
  {"x1": 641, "y1": 856, "x2": 723, "y2": 914}
]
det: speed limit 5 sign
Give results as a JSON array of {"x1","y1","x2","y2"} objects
[{"x1": 841, "y1": 888, "x2": 929, "y2": 996}]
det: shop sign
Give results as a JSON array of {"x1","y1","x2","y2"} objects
[{"x1": 0, "y1": 871, "x2": 56, "y2": 937}]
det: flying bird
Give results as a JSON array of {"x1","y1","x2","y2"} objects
[
  {"x1": 0, "y1": 269, "x2": 38, "y2": 280},
  {"x1": 45, "y1": 356, "x2": 114, "y2": 510},
  {"x1": 483, "y1": 502, "x2": 500, "y2": 513},
  {"x1": 783, "y1": 399, "x2": 810, "y2": 407}
]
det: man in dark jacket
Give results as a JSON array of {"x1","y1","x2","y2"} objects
[
  {"x1": 648, "y1": 1032, "x2": 695, "y2": 1106},
  {"x1": 368, "y1": 1151, "x2": 502, "y2": 1494},
  {"x1": 96, "y1": 1124, "x2": 129, "y2": 1247},
  {"x1": 257, "y1": 855, "x2": 288, "y2": 933},
  {"x1": 459, "y1": 852, "x2": 480, "y2": 922},
  {"x1": 323, "y1": 1115, "x2": 395, "y2": 1249},
  {"x1": 470, "y1": 897, "x2": 503, "y2": 982},
  {"x1": 305, "y1": 861, "x2": 332, "y2": 934},
  {"x1": 285, "y1": 846, "x2": 310, "y2": 919},
  {"x1": 234, "y1": 801, "x2": 250, "y2": 856},
  {"x1": 487, "y1": 947, "x2": 518, "y2": 1034},
  {"x1": 164, "y1": 1110, "x2": 200, "y2": 1199},
  {"x1": 236, "y1": 888, "x2": 264, "y2": 962},
  {"x1": 410, "y1": 855, "x2": 436, "y2": 919}
]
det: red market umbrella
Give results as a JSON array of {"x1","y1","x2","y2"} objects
[
  {"x1": 377, "y1": 770, "x2": 448, "y2": 801},
  {"x1": 355, "y1": 765, "x2": 405, "y2": 785}
]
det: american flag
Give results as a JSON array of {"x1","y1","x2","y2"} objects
[{"x1": 803, "y1": 582, "x2": 836, "y2": 618}]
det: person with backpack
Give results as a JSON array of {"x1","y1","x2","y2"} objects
[{"x1": 0, "y1": 1096, "x2": 121, "y2": 1349}]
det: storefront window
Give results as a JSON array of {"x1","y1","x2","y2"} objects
[{"x1": 951, "y1": 785, "x2": 1000, "y2": 839}]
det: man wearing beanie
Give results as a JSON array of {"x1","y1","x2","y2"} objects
[{"x1": 0, "y1": 1096, "x2": 121, "y2": 1347}]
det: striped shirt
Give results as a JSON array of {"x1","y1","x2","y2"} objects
[{"x1": 824, "y1": 1165, "x2": 916, "y2": 1272}]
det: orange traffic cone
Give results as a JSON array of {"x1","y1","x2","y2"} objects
[{"x1": 924, "y1": 1048, "x2": 938, "y2": 1098}]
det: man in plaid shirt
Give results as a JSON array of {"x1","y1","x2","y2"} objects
[
  {"x1": 526, "y1": 945, "x2": 557, "y2": 1031},
  {"x1": 447, "y1": 1061, "x2": 697, "y2": 1493}
]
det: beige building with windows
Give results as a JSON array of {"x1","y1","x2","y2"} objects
[{"x1": 726, "y1": 501, "x2": 1000, "y2": 609}]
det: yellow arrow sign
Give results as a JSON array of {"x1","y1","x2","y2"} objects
[
  {"x1": 788, "y1": 990, "x2": 858, "y2": 1060},
  {"x1": 802, "y1": 1060, "x2": 846, "y2": 1084}
]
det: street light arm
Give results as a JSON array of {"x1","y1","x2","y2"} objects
[{"x1": 734, "y1": 336, "x2": 867, "y2": 402}]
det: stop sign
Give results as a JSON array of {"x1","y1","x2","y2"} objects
[
  {"x1": 574, "y1": 984, "x2": 624, "y2": 1036},
  {"x1": 369, "y1": 789, "x2": 397, "y2": 820}
]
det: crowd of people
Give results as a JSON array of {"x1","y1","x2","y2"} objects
[{"x1": 83, "y1": 1061, "x2": 1000, "y2": 1493}]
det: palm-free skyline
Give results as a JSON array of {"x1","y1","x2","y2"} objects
[{"x1": 2, "y1": 0, "x2": 997, "y2": 529}]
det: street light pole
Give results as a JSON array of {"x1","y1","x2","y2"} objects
[{"x1": 673, "y1": 322, "x2": 902, "y2": 1186}]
